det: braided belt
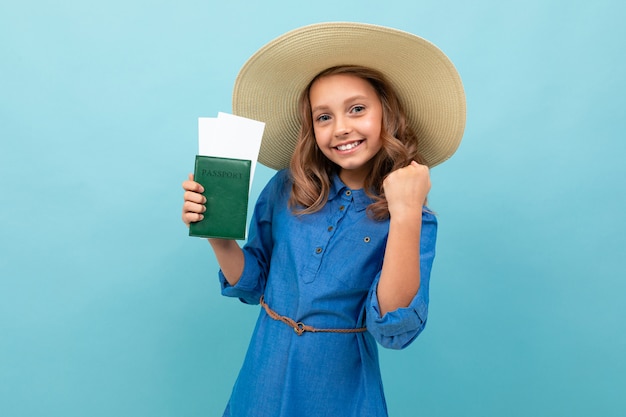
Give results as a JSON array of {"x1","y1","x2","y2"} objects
[{"x1": 259, "y1": 295, "x2": 367, "y2": 336}]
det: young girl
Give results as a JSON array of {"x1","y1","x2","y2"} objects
[{"x1": 182, "y1": 23, "x2": 465, "y2": 417}]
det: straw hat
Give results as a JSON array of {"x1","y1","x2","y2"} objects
[{"x1": 232, "y1": 22, "x2": 466, "y2": 170}]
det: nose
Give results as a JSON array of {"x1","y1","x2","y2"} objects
[{"x1": 333, "y1": 116, "x2": 351, "y2": 138}]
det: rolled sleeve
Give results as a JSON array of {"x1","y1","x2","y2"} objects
[
  {"x1": 220, "y1": 249, "x2": 265, "y2": 305},
  {"x1": 366, "y1": 210, "x2": 437, "y2": 350},
  {"x1": 366, "y1": 278, "x2": 430, "y2": 349}
]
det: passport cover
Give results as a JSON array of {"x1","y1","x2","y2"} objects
[{"x1": 189, "y1": 155, "x2": 251, "y2": 240}]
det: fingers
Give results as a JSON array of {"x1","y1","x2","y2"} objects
[
  {"x1": 386, "y1": 161, "x2": 430, "y2": 184},
  {"x1": 182, "y1": 173, "x2": 204, "y2": 193},
  {"x1": 182, "y1": 212, "x2": 203, "y2": 225},
  {"x1": 383, "y1": 161, "x2": 431, "y2": 214},
  {"x1": 182, "y1": 197, "x2": 206, "y2": 225},
  {"x1": 408, "y1": 160, "x2": 428, "y2": 172},
  {"x1": 182, "y1": 201, "x2": 206, "y2": 224},
  {"x1": 182, "y1": 173, "x2": 206, "y2": 226},
  {"x1": 404, "y1": 161, "x2": 430, "y2": 188},
  {"x1": 184, "y1": 189, "x2": 206, "y2": 204}
]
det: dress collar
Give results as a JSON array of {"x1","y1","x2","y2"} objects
[{"x1": 328, "y1": 173, "x2": 374, "y2": 212}]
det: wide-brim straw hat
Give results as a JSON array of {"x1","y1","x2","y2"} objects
[{"x1": 232, "y1": 22, "x2": 466, "y2": 170}]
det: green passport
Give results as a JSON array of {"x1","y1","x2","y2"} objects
[{"x1": 189, "y1": 155, "x2": 251, "y2": 240}]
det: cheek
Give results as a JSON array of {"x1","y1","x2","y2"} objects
[
  {"x1": 313, "y1": 125, "x2": 329, "y2": 144},
  {"x1": 363, "y1": 117, "x2": 383, "y2": 138},
  {"x1": 312, "y1": 128, "x2": 321, "y2": 146}
]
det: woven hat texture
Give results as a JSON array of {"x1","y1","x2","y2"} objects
[{"x1": 232, "y1": 22, "x2": 466, "y2": 170}]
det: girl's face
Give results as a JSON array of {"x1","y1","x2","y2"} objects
[{"x1": 309, "y1": 73, "x2": 383, "y2": 189}]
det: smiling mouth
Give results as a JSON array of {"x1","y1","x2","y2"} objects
[{"x1": 335, "y1": 140, "x2": 363, "y2": 151}]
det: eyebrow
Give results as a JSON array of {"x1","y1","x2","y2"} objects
[{"x1": 311, "y1": 95, "x2": 370, "y2": 114}]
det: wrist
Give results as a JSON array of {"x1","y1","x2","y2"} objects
[
  {"x1": 208, "y1": 237, "x2": 236, "y2": 248},
  {"x1": 388, "y1": 206, "x2": 423, "y2": 222}
]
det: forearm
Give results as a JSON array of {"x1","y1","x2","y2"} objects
[
  {"x1": 377, "y1": 212, "x2": 422, "y2": 315},
  {"x1": 208, "y1": 238, "x2": 245, "y2": 286}
]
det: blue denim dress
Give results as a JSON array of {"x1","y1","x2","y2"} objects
[{"x1": 220, "y1": 169, "x2": 437, "y2": 417}]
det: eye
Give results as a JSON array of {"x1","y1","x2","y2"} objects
[
  {"x1": 316, "y1": 114, "x2": 331, "y2": 123},
  {"x1": 350, "y1": 105, "x2": 366, "y2": 114}
]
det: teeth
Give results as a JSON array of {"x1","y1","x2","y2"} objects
[{"x1": 337, "y1": 141, "x2": 362, "y2": 151}]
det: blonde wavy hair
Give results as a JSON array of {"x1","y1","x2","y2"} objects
[{"x1": 289, "y1": 65, "x2": 427, "y2": 220}]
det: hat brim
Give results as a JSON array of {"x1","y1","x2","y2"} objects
[{"x1": 232, "y1": 22, "x2": 466, "y2": 170}]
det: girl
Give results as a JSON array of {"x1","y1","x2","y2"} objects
[{"x1": 182, "y1": 23, "x2": 465, "y2": 417}]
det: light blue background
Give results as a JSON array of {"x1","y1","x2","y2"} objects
[{"x1": 1, "y1": 1, "x2": 625, "y2": 416}]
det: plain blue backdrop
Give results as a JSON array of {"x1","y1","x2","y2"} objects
[{"x1": 1, "y1": 1, "x2": 625, "y2": 416}]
